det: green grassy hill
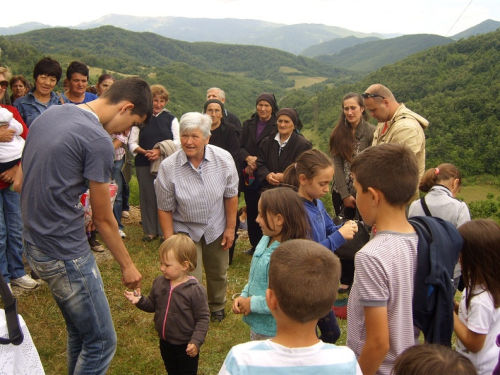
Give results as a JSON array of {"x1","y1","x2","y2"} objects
[
  {"x1": 300, "y1": 35, "x2": 381, "y2": 57},
  {"x1": 452, "y1": 19, "x2": 500, "y2": 40},
  {"x1": 1, "y1": 26, "x2": 357, "y2": 118},
  {"x1": 281, "y1": 29, "x2": 500, "y2": 177},
  {"x1": 314, "y1": 34, "x2": 454, "y2": 72}
]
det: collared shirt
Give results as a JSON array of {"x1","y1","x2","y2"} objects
[
  {"x1": 112, "y1": 133, "x2": 128, "y2": 161},
  {"x1": 274, "y1": 132, "x2": 290, "y2": 156},
  {"x1": 14, "y1": 90, "x2": 63, "y2": 127},
  {"x1": 155, "y1": 144, "x2": 238, "y2": 243}
]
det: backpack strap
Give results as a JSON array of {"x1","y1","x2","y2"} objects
[{"x1": 420, "y1": 196, "x2": 432, "y2": 217}]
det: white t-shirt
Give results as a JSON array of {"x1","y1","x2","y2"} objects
[
  {"x1": 219, "y1": 340, "x2": 362, "y2": 375},
  {"x1": 456, "y1": 286, "x2": 500, "y2": 375}
]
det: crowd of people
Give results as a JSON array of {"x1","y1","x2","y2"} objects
[{"x1": 0, "y1": 55, "x2": 499, "y2": 375}]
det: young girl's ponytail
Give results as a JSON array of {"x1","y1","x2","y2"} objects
[
  {"x1": 419, "y1": 163, "x2": 461, "y2": 193},
  {"x1": 283, "y1": 149, "x2": 333, "y2": 188}
]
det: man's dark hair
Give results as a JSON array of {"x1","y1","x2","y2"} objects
[
  {"x1": 33, "y1": 57, "x2": 63, "y2": 83},
  {"x1": 101, "y1": 77, "x2": 153, "y2": 124},
  {"x1": 66, "y1": 61, "x2": 89, "y2": 80}
]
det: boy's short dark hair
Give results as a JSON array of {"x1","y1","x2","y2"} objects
[
  {"x1": 268, "y1": 239, "x2": 340, "y2": 323},
  {"x1": 33, "y1": 57, "x2": 62, "y2": 83},
  {"x1": 66, "y1": 61, "x2": 89, "y2": 80},
  {"x1": 392, "y1": 344, "x2": 477, "y2": 375},
  {"x1": 101, "y1": 77, "x2": 153, "y2": 124},
  {"x1": 351, "y1": 143, "x2": 418, "y2": 206}
]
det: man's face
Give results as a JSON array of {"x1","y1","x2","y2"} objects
[
  {"x1": 207, "y1": 89, "x2": 224, "y2": 103},
  {"x1": 105, "y1": 104, "x2": 146, "y2": 135},
  {"x1": 68, "y1": 72, "x2": 88, "y2": 96},
  {"x1": 181, "y1": 129, "x2": 209, "y2": 161},
  {"x1": 363, "y1": 97, "x2": 390, "y2": 122}
]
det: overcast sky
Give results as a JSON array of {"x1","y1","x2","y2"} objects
[{"x1": 4, "y1": 0, "x2": 499, "y2": 36}]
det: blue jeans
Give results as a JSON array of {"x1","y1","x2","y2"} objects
[
  {"x1": 0, "y1": 187, "x2": 25, "y2": 282},
  {"x1": 112, "y1": 158, "x2": 124, "y2": 230},
  {"x1": 24, "y1": 241, "x2": 117, "y2": 374}
]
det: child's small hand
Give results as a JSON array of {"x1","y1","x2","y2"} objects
[
  {"x1": 239, "y1": 297, "x2": 252, "y2": 316},
  {"x1": 339, "y1": 220, "x2": 358, "y2": 240},
  {"x1": 124, "y1": 289, "x2": 141, "y2": 304},
  {"x1": 186, "y1": 343, "x2": 198, "y2": 357},
  {"x1": 232, "y1": 297, "x2": 244, "y2": 314}
]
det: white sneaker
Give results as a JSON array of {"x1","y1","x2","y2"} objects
[
  {"x1": 119, "y1": 230, "x2": 126, "y2": 238},
  {"x1": 7, "y1": 283, "x2": 12, "y2": 292},
  {"x1": 11, "y1": 275, "x2": 39, "y2": 289},
  {"x1": 121, "y1": 211, "x2": 130, "y2": 219}
]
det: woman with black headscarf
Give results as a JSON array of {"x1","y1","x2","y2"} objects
[
  {"x1": 256, "y1": 108, "x2": 311, "y2": 187},
  {"x1": 239, "y1": 93, "x2": 279, "y2": 255}
]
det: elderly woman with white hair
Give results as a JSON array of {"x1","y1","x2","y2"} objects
[{"x1": 155, "y1": 112, "x2": 239, "y2": 323}]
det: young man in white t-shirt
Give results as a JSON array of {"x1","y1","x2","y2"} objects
[{"x1": 347, "y1": 143, "x2": 420, "y2": 375}]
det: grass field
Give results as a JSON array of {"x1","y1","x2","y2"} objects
[
  {"x1": 14, "y1": 221, "x2": 257, "y2": 374},
  {"x1": 8, "y1": 174, "x2": 491, "y2": 373}
]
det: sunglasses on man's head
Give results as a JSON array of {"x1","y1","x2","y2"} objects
[
  {"x1": 362, "y1": 93, "x2": 385, "y2": 100},
  {"x1": 0, "y1": 81, "x2": 8, "y2": 89}
]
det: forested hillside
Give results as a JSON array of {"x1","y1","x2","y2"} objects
[
  {"x1": 75, "y1": 15, "x2": 385, "y2": 54},
  {"x1": 1, "y1": 26, "x2": 357, "y2": 118},
  {"x1": 300, "y1": 36, "x2": 380, "y2": 57},
  {"x1": 2, "y1": 26, "x2": 499, "y2": 178},
  {"x1": 281, "y1": 29, "x2": 500, "y2": 177},
  {"x1": 452, "y1": 19, "x2": 500, "y2": 40},
  {"x1": 315, "y1": 34, "x2": 454, "y2": 72}
]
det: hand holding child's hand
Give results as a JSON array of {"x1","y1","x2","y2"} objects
[
  {"x1": 339, "y1": 220, "x2": 358, "y2": 240},
  {"x1": 124, "y1": 289, "x2": 141, "y2": 304},
  {"x1": 186, "y1": 343, "x2": 198, "y2": 357}
]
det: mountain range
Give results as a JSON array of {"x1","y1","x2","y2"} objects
[{"x1": 1, "y1": 15, "x2": 498, "y2": 56}]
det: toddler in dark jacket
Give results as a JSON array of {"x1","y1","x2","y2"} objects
[{"x1": 124, "y1": 234, "x2": 210, "y2": 375}]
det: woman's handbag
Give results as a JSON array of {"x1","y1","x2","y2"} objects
[{"x1": 333, "y1": 207, "x2": 371, "y2": 261}]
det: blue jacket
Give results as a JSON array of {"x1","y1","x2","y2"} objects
[
  {"x1": 303, "y1": 199, "x2": 346, "y2": 252},
  {"x1": 409, "y1": 216, "x2": 462, "y2": 346},
  {"x1": 14, "y1": 90, "x2": 63, "y2": 127},
  {"x1": 241, "y1": 236, "x2": 280, "y2": 336}
]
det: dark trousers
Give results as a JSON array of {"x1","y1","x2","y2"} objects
[
  {"x1": 228, "y1": 214, "x2": 240, "y2": 265},
  {"x1": 331, "y1": 191, "x2": 356, "y2": 219},
  {"x1": 317, "y1": 310, "x2": 341, "y2": 344},
  {"x1": 244, "y1": 189, "x2": 262, "y2": 248},
  {"x1": 159, "y1": 340, "x2": 198, "y2": 375},
  {"x1": 122, "y1": 178, "x2": 130, "y2": 212},
  {"x1": 332, "y1": 191, "x2": 356, "y2": 286}
]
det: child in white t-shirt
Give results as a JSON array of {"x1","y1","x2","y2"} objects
[
  {"x1": 454, "y1": 219, "x2": 500, "y2": 375},
  {"x1": 220, "y1": 239, "x2": 362, "y2": 375}
]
